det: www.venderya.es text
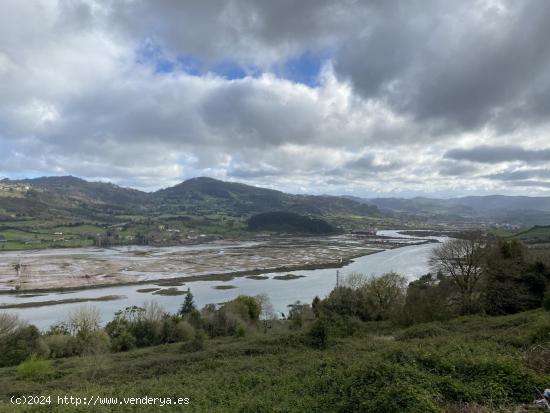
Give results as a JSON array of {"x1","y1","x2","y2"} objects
[{"x1": 11, "y1": 395, "x2": 190, "y2": 407}]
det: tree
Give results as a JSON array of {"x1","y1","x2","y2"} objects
[
  {"x1": 429, "y1": 234, "x2": 485, "y2": 314},
  {"x1": 363, "y1": 272, "x2": 407, "y2": 320},
  {"x1": 231, "y1": 296, "x2": 261, "y2": 321},
  {"x1": 483, "y1": 240, "x2": 549, "y2": 315},
  {"x1": 255, "y1": 294, "x2": 275, "y2": 320},
  {"x1": 307, "y1": 318, "x2": 329, "y2": 349},
  {"x1": 343, "y1": 272, "x2": 368, "y2": 289},
  {"x1": 179, "y1": 291, "x2": 196, "y2": 316},
  {"x1": 67, "y1": 305, "x2": 101, "y2": 338},
  {"x1": 0, "y1": 324, "x2": 47, "y2": 367},
  {"x1": 401, "y1": 273, "x2": 457, "y2": 324},
  {"x1": 0, "y1": 312, "x2": 22, "y2": 341}
]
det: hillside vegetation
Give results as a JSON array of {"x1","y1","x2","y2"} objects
[
  {"x1": 0, "y1": 310, "x2": 548, "y2": 412},
  {"x1": 0, "y1": 176, "x2": 379, "y2": 221},
  {"x1": 0, "y1": 176, "x2": 381, "y2": 250},
  {"x1": 363, "y1": 195, "x2": 550, "y2": 226},
  {"x1": 247, "y1": 211, "x2": 336, "y2": 234}
]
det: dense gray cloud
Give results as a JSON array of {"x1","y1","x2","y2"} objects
[
  {"x1": 107, "y1": 0, "x2": 363, "y2": 65},
  {"x1": 334, "y1": 1, "x2": 550, "y2": 131},
  {"x1": 1, "y1": 0, "x2": 550, "y2": 196},
  {"x1": 485, "y1": 169, "x2": 550, "y2": 181},
  {"x1": 445, "y1": 146, "x2": 550, "y2": 164}
]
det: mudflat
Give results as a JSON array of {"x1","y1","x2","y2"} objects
[{"x1": 0, "y1": 235, "x2": 414, "y2": 292}]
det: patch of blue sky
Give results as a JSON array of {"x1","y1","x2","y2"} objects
[
  {"x1": 210, "y1": 61, "x2": 261, "y2": 80},
  {"x1": 135, "y1": 41, "x2": 176, "y2": 74},
  {"x1": 136, "y1": 41, "x2": 257, "y2": 79},
  {"x1": 275, "y1": 50, "x2": 333, "y2": 87},
  {"x1": 136, "y1": 41, "x2": 331, "y2": 86}
]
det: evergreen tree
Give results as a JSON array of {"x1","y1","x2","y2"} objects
[{"x1": 179, "y1": 291, "x2": 196, "y2": 316}]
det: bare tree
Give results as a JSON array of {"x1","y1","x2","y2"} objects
[
  {"x1": 429, "y1": 233, "x2": 484, "y2": 314},
  {"x1": 343, "y1": 272, "x2": 368, "y2": 289},
  {"x1": 67, "y1": 305, "x2": 101, "y2": 337},
  {"x1": 0, "y1": 312, "x2": 23, "y2": 341},
  {"x1": 255, "y1": 294, "x2": 276, "y2": 320}
]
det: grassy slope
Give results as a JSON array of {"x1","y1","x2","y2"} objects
[
  {"x1": 0, "y1": 310, "x2": 549, "y2": 412},
  {"x1": 512, "y1": 226, "x2": 550, "y2": 243}
]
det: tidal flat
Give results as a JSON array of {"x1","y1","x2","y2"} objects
[{"x1": 0, "y1": 234, "x2": 420, "y2": 292}]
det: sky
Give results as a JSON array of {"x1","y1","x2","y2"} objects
[{"x1": 1, "y1": 0, "x2": 550, "y2": 197}]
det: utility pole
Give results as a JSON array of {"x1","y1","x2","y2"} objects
[{"x1": 336, "y1": 270, "x2": 340, "y2": 287}]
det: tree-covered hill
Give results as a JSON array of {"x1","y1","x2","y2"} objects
[
  {"x1": 247, "y1": 211, "x2": 337, "y2": 234},
  {"x1": 0, "y1": 176, "x2": 379, "y2": 221}
]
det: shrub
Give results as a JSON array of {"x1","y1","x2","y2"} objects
[
  {"x1": 306, "y1": 318, "x2": 329, "y2": 349},
  {"x1": 44, "y1": 334, "x2": 78, "y2": 358},
  {"x1": 105, "y1": 317, "x2": 136, "y2": 351},
  {"x1": 396, "y1": 323, "x2": 448, "y2": 341},
  {"x1": 0, "y1": 324, "x2": 45, "y2": 367},
  {"x1": 528, "y1": 318, "x2": 550, "y2": 344},
  {"x1": 524, "y1": 343, "x2": 550, "y2": 374},
  {"x1": 543, "y1": 291, "x2": 550, "y2": 311},
  {"x1": 287, "y1": 302, "x2": 315, "y2": 330},
  {"x1": 236, "y1": 323, "x2": 246, "y2": 337},
  {"x1": 230, "y1": 296, "x2": 261, "y2": 322},
  {"x1": 16, "y1": 355, "x2": 52, "y2": 381},
  {"x1": 111, "y1": 330, "x2": 137, "y2": 352},
  {"x1": 175, "y1": 321, "x2": 195, "y2": 342},
  {"x1": 180, "y1": 330, "x2": 206, "y2": 352},
  {"x1": 78, "y1": 331, "x2": 111, "y2": 356},
  {"x1": 185, "y1": 309, "x2": 202, "y2": 329}
]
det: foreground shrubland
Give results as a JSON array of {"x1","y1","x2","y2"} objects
[{"x1": 0, "y1": 309, "x2": 548, "y2": 412}]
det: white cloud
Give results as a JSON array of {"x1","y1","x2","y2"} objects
[{"x1": 1, "y1": 0, "x2": 550, "y2": 196}]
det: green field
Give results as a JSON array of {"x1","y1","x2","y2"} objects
[
  {"x1": 0, "y1": 216, "x2": 249, "y2": 251},
  {"x1": 512, "y1": 226, "x2": 550, "y2": 243}
]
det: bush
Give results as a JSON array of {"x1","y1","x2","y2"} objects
[
  {"x1": 0, "y1": 324, "x2": 46, "y2": 367},
  {"x1": 180, "y1": 330, "x2": 206, "y2": 352},
  {"x1": 44, "y1": 334, "x2": 78, "y2": 358},
  {"x1": 524, "y1": 343, "x2": 550, "y2": 374},
  {"x1": 306, "y1": 318, "x2": 329, "y2": 349},
  {"x1": 236, "y1": 323, "x2": 246, "y2": 337},
  {"x1": 287, "y1": 302, "x2": 315, "y2": 330},
  {"x1": 543, "y1": 291, "x2": 550, "y2": 311},
  {"x1": 396, "y1": 323, "x2": 448, "y2": 341},
  {"x1": 111, "y1": 330, "x2": 137, "y2": 352},
  {"x1": 16, "y1": 355, "x2": 52, "y2": 381},
  {"x1": 229, "y1": 296, "x2": 261, "y2": 322},
  {"x1": 528, "y1": 318, "x2": 550, "y2": 344},
  {"x1": 175, "y1": 321, "x2": 195, "y2": 342},
  {"x1": 78, "y1": 331, "x2": 111, "y2": 356}
]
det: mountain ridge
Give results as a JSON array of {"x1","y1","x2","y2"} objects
[{"x1": 0, "y1": 175, "x2": 379, "y2": 221}]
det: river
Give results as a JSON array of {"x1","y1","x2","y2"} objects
[{"x1": 0, "y1": 230, "x2": 444, "y2": 329}]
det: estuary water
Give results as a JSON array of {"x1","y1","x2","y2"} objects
[{"x1": 1, "y1": 230, "x2": 442, "y2": 329}]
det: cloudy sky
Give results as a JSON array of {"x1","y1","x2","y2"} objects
[{"x1": 2, "y1": 0, "x2": 550, "y2": 197}]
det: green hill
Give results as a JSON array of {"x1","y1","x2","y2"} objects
[
  {"x1": 511, "y1": 225, "x2": 550, "y2": 243},
  {"x1": 0, "y1": 309, "x2": 548, "y2": 412},
  {"x1": 247, "y1": 211, "x2": 337, "y2": 234},
  {"x1": 0, "y1": 176, "x2": 379, "y2": 221},
  {"x1": 0, "y1": 176, "x2": 379, "y2": 250}
]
